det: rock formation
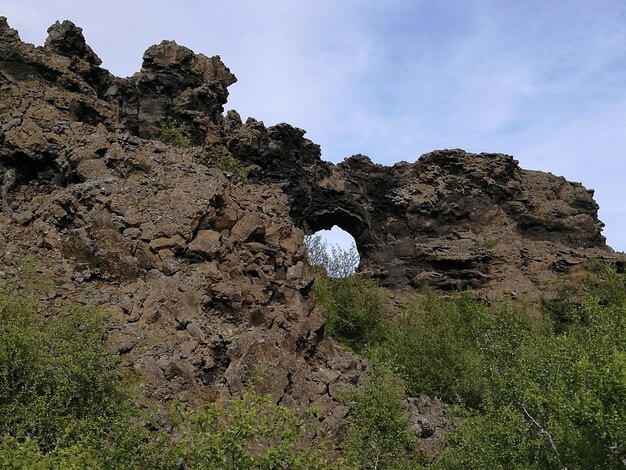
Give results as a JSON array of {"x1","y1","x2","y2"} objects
[
  {"x1": 0, "y1": 18, "x2": 365, "y2": 436},
  {"x1": 0, "y1": 17, "x2": 623, "y2": 445},
  {"x1": 223, "y1": 117, "x2": 622, "y2": 303}
]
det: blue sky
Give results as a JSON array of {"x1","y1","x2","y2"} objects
[{"x1": 2, "y1": 0, "x2": 625, "y2": 251}]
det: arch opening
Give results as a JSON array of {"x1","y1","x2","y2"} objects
[
  {"x1": 302, "y1": 207, "x2": 364, "y2": 240},
  {"x1": 304, "y1": 226, "x2": 360, "y2": 278}
]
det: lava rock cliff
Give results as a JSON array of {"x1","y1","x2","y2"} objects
[{"x1": 0, "y1": 18, "x2": 366, "y2": 436}]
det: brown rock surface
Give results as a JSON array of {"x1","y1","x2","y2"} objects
[
  {"x1": 406, "y1": 395, "x2": 451, "y2": 460},
  {"x1": 224, "y1": 120, "x2": 624, "y2": 303},
  {"x1": 0, "y1": 17, "x2": 365, "y2": 437}
]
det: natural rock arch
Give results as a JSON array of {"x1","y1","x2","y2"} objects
[
  {"x1": 224, "y1": 116, "x2": 616, "y2": 299},
  {"x1": 2, "y1": 18, "x2": 624, "y2": 453}
]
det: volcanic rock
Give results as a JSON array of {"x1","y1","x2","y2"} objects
[
  {"x1": 224, "y1": 122, "x2": 623, "y2": 303},
  {"x1": 0, "y1": 18, "x2": 365, "y2": 437}
]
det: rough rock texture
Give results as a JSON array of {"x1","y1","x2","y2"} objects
[
  {"x1": 1, "y1": 17, "x2": 624, "y2": 452},
  {"x1": 0, "y1": 18, "x2": 365, "y2": 438},
  {"x1": 406, "y1": 396, "x2": 450, "y2": 460},
  {"x1": 224, "y1": 115, "x2": 624, "y2": 303}
]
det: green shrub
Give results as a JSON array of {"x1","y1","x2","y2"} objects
[
  {"x1": 159, "y1": 121, "x2": 190, "y2": 148},
  {"x1": 312, "y1": 272, "x2": 386, "y2": 352},
  {"x1": 306, "y1": 240, "x2": 626, "y2": 467},
  {"x1": 173, "y1": 390, "x2": 348, "y2": 469},
  {"x1": 343, "y1": 364, "x2": 421, "y2": 470},
  {"x1": 434, "y1": 305, "x2": 626, "y2": 468},
  {"x1": 432, "y1": 276, "x2": 626, "y2": 468},
  {"x1": 0, "y1": 290, "x2": 160, "y2": 468},
  {"x1": 376, "y1": 293, "x2": 547, "y2": 408},
  {"x1": 215, "y1": 155, "x2": 247, "y2": 181},
  {"x1": 0, "y1": 435, "x2": 108, "y2": 469},
  {"x1": 546, "y1": 262, "x2": 626, "y2": 333},
  {"x1": 0, "y1": 299, "x2": 117, "y2": 448},
  {"x1": 432, "y1": 403, "x2": 550, "y2": 470},
  {"x1": 376, "y1": 293, "x2": 489, "y2": 406}
]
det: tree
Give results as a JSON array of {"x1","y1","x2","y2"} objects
[{"x1": 304, "y1": 233, "x2": 359, "y2": 278}]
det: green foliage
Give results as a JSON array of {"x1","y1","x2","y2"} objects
[
  {"x1": 380, "y1": 294, "x2": 548, "y2": 407},
  {"x1": 0, "y1": 296, "x2": 118, "y2": 449},
  {"x1": 173, "y1": 390, "x2": 348, "y2": 469},
  {"x1": 0, "y1": 435, "x2": 107, "y2": 469},
  {"x1": 546, "y1": 261, "x2": 626, "y2": 332},
  {"x1": 304, "y1": 233, "x2": 359, "y2": 278},
  {"x1": 0, "y1": 288, "x2": 348, "y2": 469},
  {"x1": 436, "y1": 295, "x2": 626, "y2": 468},
  {"x1": 214, "y1": 155, "x2": 247, "y2": 181},
  {"x1": 312, "y1": 272, "x2": 386, "y2": 352},
  {"x1": 3, "y1": 246, "x2": 624, "y2": 469},
  {"x1": 0, "y1": 290, "x2": 160, "y2": 468},
  {"x1": 584, "y1": 261, "x2": 626, "y2": 306},
  {"x1": 309, "y1": 245, "x2": 626, "y2": 468},
  {"x1": 343, "y1": 365, "x2": 421, "y2": 470},
  {"x1": 159, "y1": 120, "x2": 190, "y2": 148},
  {"x1": 432, "y1": 403, "x2": 549, "y2": 470},
  {"x1": 378, "y1": 293, "x2": 490, "y2": 406}
]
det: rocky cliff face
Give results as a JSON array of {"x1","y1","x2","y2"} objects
[
  {"x1": 0, "y1": 18, "x2": 366, "y2": 436},
  {"x1": 224, "y1": 118, "x2": 622, "y2": 303},
  {"x1": 0, "y1": 17, "x2": 622, "y2": 441}
]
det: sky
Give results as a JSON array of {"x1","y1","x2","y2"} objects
[{"x1": 2, "y1": 0, "x2": 625, "y2": 252}]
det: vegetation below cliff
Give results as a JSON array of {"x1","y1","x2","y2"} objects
[
  {"x1": 2, "y1": 261, "x2": 624, "y2": 469},
  {"x1": 312, "y1": 260, "x2": 626, "y2": 469},
  {"x1": 0, "y1": 281, "x2": 346, "y2": 469}
]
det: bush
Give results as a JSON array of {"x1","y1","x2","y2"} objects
[
  {"x1": 435, "y1": 299, "x2": 626, "y2": 468},
  {"x1": 432, "y1": 403, "x2": 550, "y2": 469},
  {"x1": 159, "y1": 121, "x2": 191, "y2": 148},
  {"x1": 0, "y1": 290, "x2": 159, "y2": 468},
  {"x1": 343, "y1": 364, "x2": 421, "y2": 470},
  {"x1": 215, "y1": 155, "x2": 247, "y2": 181},
  {"x1": 0, "y1": 435, "x2": 109, "y2": 469},
  {"x1": 0, "y1": 287, "x2": 349, "y2": 469},
  {"x1": 306, "y1": 246, "x2": 626, "y2": 467},
  {"x1": 546, "y1": 261, "x2": 626, "y2": 332},
  {"x1": 0, "y1": 298, "x2": 118, "y2": 448},
  {"x1": 312, "y1": 273, "x2": 387, "y2": 352},
  {"x1": 173, "y1": 390, "x2": 348, "y2": 469},
  {"x1": 376, "y1": 293, "x2": 491, "y2": 406},
  {"x1": 430, "y1": 268, "x2": 626, "y2": 468}
]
